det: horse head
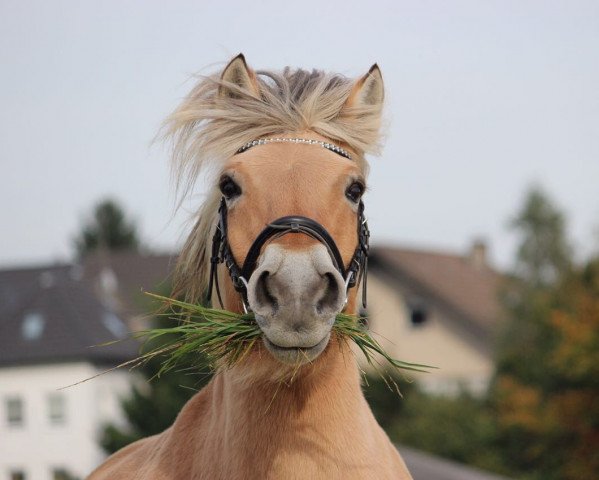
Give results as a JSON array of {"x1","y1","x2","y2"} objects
[{"x1": 167, "y1": 54, "x2": 384, "y2": 366}]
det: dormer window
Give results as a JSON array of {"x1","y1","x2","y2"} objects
[{"x1": 21, "y1": 312, "x2": 44, "y2": 340}]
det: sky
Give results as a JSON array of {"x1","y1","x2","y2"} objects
[{"x1": 1, "y1": 0, "x2": 598, "y2": 270}]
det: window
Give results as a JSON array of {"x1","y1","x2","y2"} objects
[
  {"x1": 10, "y1": 471, "x2": 26, "y2": 480},
  {"x1": 21, "y1": 312, "x2": 45, "y2": 340},
  {"x1": 48, "y1": 394, "x2": 66, "y2": 425},
  {"x1": 52, "y1": 468, "x2": 76, "y2": 480},
  {"x1": 5, "y1": 397, "x2": 24, "y2": 427},
  {"x1": 408, "y1": 302, "x2": 429, "y2": 327}
]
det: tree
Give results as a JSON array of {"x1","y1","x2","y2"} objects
[
  {"x1": 493, "y1": 257, "x2": 599, "y2": 479},
  {"x1": 101, "y1": 313, "x2": 212, "y2": 454},
  {"x1": 74, "y1": 199, "x2": 140, "y2": 257},
  {"x1": 496, "y1": 187, "x2": 572, "y2": 389},
  {"x1": 509, "y1": 186, "x2": 571, "y2": 287},
  {"x1": 492, "y1": 187, "x2": 598, "y2": 479},
  {"x1": 363, "y1": 186, "x2": 597, "y2": 479}
]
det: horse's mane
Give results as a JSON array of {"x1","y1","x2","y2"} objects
[{"x1": 162, "y1": 66, "x2": 384, "y2": 303}]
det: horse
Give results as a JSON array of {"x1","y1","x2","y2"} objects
[{"x1": 89, "y1": 54, "x2": 412, "y2": 480}]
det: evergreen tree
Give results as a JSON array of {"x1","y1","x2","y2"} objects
[
  {"x1": 75, "y1": 199, "x2": 140, "y2": 257},
  {"x1": 101, "y1": 314, "x2": 212, "y2": 454},
  {"x1": 509, "y1": 186, "x2": 571, "y2": 287}
]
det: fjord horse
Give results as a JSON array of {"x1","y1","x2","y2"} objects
[{"x1": 89, "y1": 54, "x2": 412, "y2": 480}]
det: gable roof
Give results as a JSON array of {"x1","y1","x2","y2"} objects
[
  {"x1": 0, "y1": 265, "x2": 139, "y2": 367},
  {"x1": 369, "y1": 245, "x2": 504, "y2": 352}
]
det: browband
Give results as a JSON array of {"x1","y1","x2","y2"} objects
[{"x1": 236, "y1": 137, "x2": 352, "y2": 160}]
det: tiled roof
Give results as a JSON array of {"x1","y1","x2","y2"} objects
[
  {"x1": 0, "y1": 265, "x2": 139, "y2": 367},
  {"x1": 370, "y1": 246, "x2": 504, "y2": 351}
]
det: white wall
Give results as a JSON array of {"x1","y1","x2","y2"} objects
[
  {"x1": 0, "y1": 362, "x2": 133, "y2": 480},
  {"x1": 361, "y1": 274, "x2": 494, "y2": 396}
]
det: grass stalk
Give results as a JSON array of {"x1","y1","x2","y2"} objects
[{"x1": 136, "y1": 293, "x2": 434, "y2": 380}]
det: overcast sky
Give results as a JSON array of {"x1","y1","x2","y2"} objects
[{"x1": 1, "y1": 0, "x2": 597, "y2": 270}]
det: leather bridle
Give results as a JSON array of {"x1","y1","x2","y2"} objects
[{"x1": 206, "y1": 139, "x2": 370, "y2": 313}]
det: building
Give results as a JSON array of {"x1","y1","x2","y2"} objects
[
  {"x1": 0, "y1": 245, "x2": 504, "y2": 478},
  {"x1": 364, "y1": 241, "x2": 504, "y2": 395},
  {"x1": 77, "y1": 247, "x2": 503, "y2": 395},
  {"x1": 0, "y1": 265, "x2": 140, "y2": 480}
]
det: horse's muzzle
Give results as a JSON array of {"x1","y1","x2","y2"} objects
[{"x1": 247, "y1": 243, "x2": 346, "y2": 364}]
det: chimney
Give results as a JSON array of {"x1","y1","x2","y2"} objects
[{"x1": 468, "y1": 239, "x2": 487, "y2": 269}]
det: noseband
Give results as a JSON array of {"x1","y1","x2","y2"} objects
[{"x1": 206, "y1": 138, "x2": 370, "y2": 313}]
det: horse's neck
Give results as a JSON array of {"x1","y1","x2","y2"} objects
[
  {"x1": 194, "y1": 339, "x2": 379, "y2": 461},
  {"x1": 162, "y1": 338, "x2": 411, "y2": 478}
]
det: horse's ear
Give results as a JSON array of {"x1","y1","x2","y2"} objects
[
  {"x1": 218, "y1": 53, "x2": 260, "y2": 99},
  {"x1": 345, "y1": 64, "x2": 384, "y2": 109}
]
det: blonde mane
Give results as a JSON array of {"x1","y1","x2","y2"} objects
[{"x1": 163, "y1": 65, "x2": 384, "y2": 303}]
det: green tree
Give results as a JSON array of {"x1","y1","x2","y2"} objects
[
  {"x1": 392, "y1": 389, "x2": 504, "y2": 474},
  {"x1": 75, "y1": 199, "x2": 140, "y2": 257},
  {"x1": 492, "y1": 187, "x2": 598, "y2": 479},
  {"x1": 363, "y1": 186, "x2": 597, "y2": 479},
  {"x1": 496, "y1": 187, "x2": 572, "y2": 389},
  {"x1": 494, "y1": 256, "x2": 599, "y2": 480},
  {"x1": 101, "y1": 313, "x2": 212, "y2": 454},
  {"x1": 363, "y1": 372, "x2": 414, "y2": 431},
  {"x1": 509, "y1": 186, "x2": 571, "y2": 287}
]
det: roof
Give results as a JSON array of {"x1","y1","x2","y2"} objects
[
  {"x1": 398, "y1": 446, "x2": 511, "y2": 480},
  {"x1": 0, "y1": 265, "x2": 139, "y2": 367},
  {"x1": 370, "y1": 245, "x2": 504, "y2": 352},
  {"x1": 81, "y1": 250, "x2": 175, "y2": 322},
  {"x1": 0, "y1": 245, "x2": 503, "y2": 366}
]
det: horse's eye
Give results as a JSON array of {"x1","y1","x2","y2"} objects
[
  {"x1": 219, "y1": 176, "x2": 242, "y2": 199},
  {"x1": 346, "y1": 181, "x2": 365, "y2": 203}
]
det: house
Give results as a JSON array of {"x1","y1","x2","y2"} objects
[
  {"x1": 76, "y1": 246, "x2": 504, "y2": 396},
  {"x1": 364, "y1": 241, "x2": 504, "y2": 396},
  {"x1": 0, "y1": 244, "x2": 504, "y2": 479},
  {"x1": 0, "y1": 265, "x2": 140, "y2": 480}
]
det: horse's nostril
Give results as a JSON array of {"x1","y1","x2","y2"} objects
[
  {"x1": 255, "y1": 270, "x2": 278, "y2": 313},
  {"x1": 316, "y1": 272, "x2": 341, "y2": 315}
]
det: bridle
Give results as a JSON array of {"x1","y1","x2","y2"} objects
[{"x1": 206, "y1": 137, "x2": 370, "y2": 313}]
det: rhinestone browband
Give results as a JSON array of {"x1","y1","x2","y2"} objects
[{"x1": 236, "y1": 137, "x2": 352, "y2": 160}]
